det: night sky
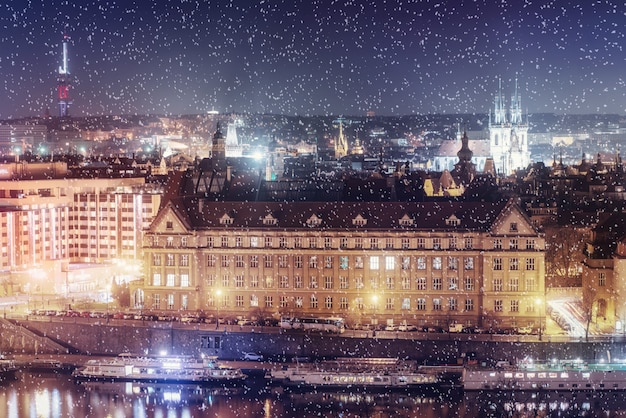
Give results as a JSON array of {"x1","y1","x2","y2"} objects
[{"x1": 1, "y1": 0, "x2": 625, "y2": 119}]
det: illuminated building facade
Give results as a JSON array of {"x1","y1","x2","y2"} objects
[{"x1": 139, "y1": 198, "x2": 546, "y2": 330}]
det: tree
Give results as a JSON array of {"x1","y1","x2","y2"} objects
[
  {"x1": 544, "y1": 224, "x2": 586, "y2": 287},
  {"x1": 111, "y1": 280, "x2": 131, "y2": 308},
  {"x1": 581, "y1": 282, "x2": 597, "y2": 342}
]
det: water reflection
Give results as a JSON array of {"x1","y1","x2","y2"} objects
[{"x1": 2, "y1": 372, "x2": 626, "y2": 417}]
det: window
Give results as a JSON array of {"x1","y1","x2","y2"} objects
[
  {"x1": 265, "y1": 296, "x2": 273, "y2": 308},
  {"x1": 325, "y1": 296, "x2": 333, "y2": 309},
  {"x1": 280, "y1": 275, "x2": 289, "y2": 288},
  {"x1": 493, "y1": 258, "x2": 502, "y2": 270},
  {"x1": 494, "y1": 239, "x2": 502, "y2": 250},
  {"x1": 433, "y1": 298, "x2": 442, "y2": 311},
  {"x1": 324, "y1": 276, "x2": 333, "y2": 289},
  {"x1": 385, "y1": 297, "x2": 394, "y2": 310},
  {"x1": 417, "y1": 298, "x2": 426, "y2": 311},
  {"x1": 181, "y1": 236, "x2": 188, "y2": 247},
  {"x1": 294, "y1": 237, "x2": 302, "y2": 248},
  {"x1": 340, "y1": 276, "x2": 348, "y2": 289},
  {"x1": 526, "y1": 239, "x2": 536, "y2": 250},
  {"x1": 509, "y1": 258, "x2": 519, "y2": 271},
  {"x1": 234, "y1": 255, "x2": 244, "y2": 268},
  {"x1": 448, "y1": 257, "x2": 458, "y2": 271},
  {"x1": 417, "y1": 238, "x2": 425, "y2": 249},
  {"x1": 235, "y1": 275, "x2": 244, "y2": 287},
  {"x1": 509, "y1": 277, "x2": 519, "y2": 292},
  {"x1": 294, "y1": 275, "x2": 303, "y2": 288},
  {"x1": 526, "y1": 258, "x2": 535, "y2": 271},
  {"x1": 152, "y1": 236, "x2": 160, "y2": 247},
  {"x1": 370, "y1": 238, "x2": 379, "y2": 249},
  {"x1": 235, "y1": 236, "x2": 242, "y2": 248},
  {"x1": 166, "y1": 273, "x2": 175, "y2": 287},
  {"x1": 295, "y1": 296, "x2": 303, "y2": 308},
  {"x1": 340, "y1": 237, "x2": 348, "y2": 249},
  {"x1": 309, "y1": 256, "x2": 318, "y2": 268},
  {"x1": 416, "y1": 277, "x2": 427, "y2": 290},
  {"x1": 401, "y1": 298, "x2": 411, "y2": 310},
  {"x1": 510, "y1": 300, "x2": 519, "y2": 312},
  {"x1": 167, "y1": 294, "x2": 174, "y2": 309},
  {"x1": 222, "y1": 275, "x2": 229, "y2": 287},
  {"x1": 385, "y1": 256, "x2": 395, "y2": 270},
  {"x1": 206, "y1": 274, "x2": 215, "y2": 286},
  {"x1": 265, "y1": 236, "x2": 273, "y2": 248},
  {"x1": 355, "y1": 256, "x2": 364, "y2": 269},
  {"x1": 599, "y1": 272, "x2": 606, "y2": 287},
  {"x1": 166, "y1": 236, "x2": 174, "y2": 247},
  {"x1": 236, "y1": 295, "x2": 244, "y2": 307},
  {"x1": 294, "y1": 256, "x2": 303, "y2": 269},
  {"x1": 416, "y1": 257, "x2": 426, "y2": 270},
  {"x1": 324, "y1": 256, "x2": 333, "y2": 269},
  {"x1": 449, "y1": 237, "x2": 457, "y2": 249},
  {"x1": 180, "y1": 274, "x2": 189, "y2": 287},
  {"x1": 464, "y1": 277, "x2": 474, "y2": 291},
  {"x1": 370, "y1": 277, "x2": 379, "y2": 289},
  {"x1": 370, "y1": 256, "x2": 379, "y2": 270},
  {"x1": 448, "y1": 277, "x2": 458, "y2": 290},
  {"x1": 355, "y1": 297, "x2": 364, "y2": 310},
  {"x1": 510, "y1": 222, "x2": 518, "y2": 232},
  {"x1": 465, "y1": 299, "x2": 474, "y2": 311},
  {"x1": 152, "y1": 254, "x2": 161, "y2": 266},
  {"x1": 250, "y1": 275, "x2": 259, "y2": 288},
  {"x1": 432, "y1": 257, "x2": 442, "y2": 270},
  {"x1": 324, "y1": 237, "x2": 332, "y2": 249},
  {"x1": 401, "y1": 256, "x2": 410, "y2": 270},
  {"x1": 448, "y1": 298, "x2": 457, "y2": 311},
  {"x1": 401, "y1": 238, "x2": 410, "y2": 249},
  {"x1": 386, "y1": 276, "x2": 394, "y2": 289},
  {"x1": 166, "y1": 254, "x2": 175, "y2": 266},
  {"x1": 278, "y1": 255, "x2": 288, "y2": 268},
  {"x1": 402, "y1": 277, "x2": 411, "y2": 290},
  {"x1": 355, "y1": 238, "x2": 363, "y2": 249},
  {"x1": 493, "y1": 278, "x2": 503, "y2": 292},
  {"x1": 509, "y1": 239, "x2": 518, "y2": 250},
  {"x1": 525, "y1": 277, "x2": 536, "y2": 292},
  {"x1": 152, "y1": 273, "x2": 161, "y2": 286},
  {"x1": 279, "y1": 237, "x2": 288, "y2": 248},
  {"x1": 432, "y1": 277, "x2": 442, "y2": 290},
  {"x1": 280, "y1": 296, "x2": 289, "y2": 308},
  {"x1": 153, "y1": 294, "x2": 160, "y2": 310},
  {"x1": 221, "y1": 255, "x2": 229, "y2": 267},
  {"x1": 250, "y1": 236, "x2": 258, "y2": 247},
  {"x1": 494, "y1": 300, "x2": 503, "y2": 312},
  {"x1": 309, "y1": 237, "x2": 317, "y2": 248},
  {"x1": 385, "y1": 238, "x2": 394, "y2": 249},
  {"x1": 464, "y1": 257, "x2": 474, "y2": 270},
  {"x1": 355, "y1": 276, "x2": 364, "y2": 289},
  {"x1": 339, "y1": 256, "x2": 348, "y2": 270},
  {"x1": 250, "y1": 255, "x2": 259, "y2": 268},
  {"x1": 221, "y1": 236, "x2": 228, "y2": 247},
  {"x1": 264, "y1": 275, "x2": 273, "y2": 288},
  {"x1": 464, "y1": 237, "x2": 473, "y2": 249},
  {"x1": 206, "y1": 236, "x2": 214, "y2": 248},
  {"x1": 309, "y1": 295, "x2": 318, "y2": 309},
  {"x1": 309, "y1": 276, "x2": 318, "y2": 289},
  {"x1": 340, "y1": 297, "x2": 349, "y2": 310},
  {"x1": 433, "y1": 238, "x2": 441, "y2": 249},
  {"x1": 264, "y1": 255, "x2": 273, "y2": 268}
]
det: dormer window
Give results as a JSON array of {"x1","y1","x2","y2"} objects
[
  {"x1": 263, "y1": 214, "x2": 278, "y2": 226},
  {"x1": 166, "y1": 221, "x2": 173, "y2": 230},
  {"x1": 219, "y1": 214, "x2": 234, "y2": 225},
  {"x1": 446, "y1": 215, "x2": 460, "y2": 227},
  {"x1": 306, "y1": 214, "x2": 322, "y2": 227},
  {"x1": 509, "y1": 222, "x2": 518, "y2": 232},
  {"x1": 399, "y1": 214, "x2": 414, "y2": 226},
  {"x1": 352, "y1": 215, "x2": 367, "y2": 226}
]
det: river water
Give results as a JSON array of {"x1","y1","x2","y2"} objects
[{"x1": 2, "y1": 371, "x2": 626, "y2": 417}]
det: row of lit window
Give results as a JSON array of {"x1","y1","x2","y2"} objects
[{"x1": 152, "y1": 234, "x2": 539, "y2": 251}]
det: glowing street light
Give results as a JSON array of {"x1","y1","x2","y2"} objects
[{"x1": 215, "y1": 289, "x2": 222, "y2": 330}]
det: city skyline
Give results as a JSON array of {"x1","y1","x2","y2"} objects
[{"x1": 1, "y1": 1, "x2": 626, "y2": 119}]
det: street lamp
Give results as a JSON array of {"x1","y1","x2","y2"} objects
[
  {"x1": 536, "y1": 297, "x2": 543, "y2": 341},
  {"x1": 215, "y1": 289, "x2": 222, "y2": 330}
]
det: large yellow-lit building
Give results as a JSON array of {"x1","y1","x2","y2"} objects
[{"x1": 139, "y1": 197, "x2": 546, "y2": 330}]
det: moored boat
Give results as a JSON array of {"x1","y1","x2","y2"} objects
[
  {"x1": 463, "y1": 359, "x2": 626, "y2": 391},
  {"x1": 269, "y1": 358, "x2": 438, "y2": 390},
  {"x1": 72, "y1": 354, "x2": 247, "y2": 384}
]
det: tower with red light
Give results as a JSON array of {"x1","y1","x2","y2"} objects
[{"x1": 57, "y1": 30, "x2": 72, "y2": 117}]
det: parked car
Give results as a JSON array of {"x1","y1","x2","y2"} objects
[
  {"x1": 398, "y1": 323, "x2": 417, "y2": 332},
  {"x1": 242, "y1": 352, "x2": 264, "y2": 361},
  {"x1": 517, "y1": 326, "x2": 533, "y2": 334}
]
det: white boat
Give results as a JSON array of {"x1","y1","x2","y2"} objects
[
  {"x1": 73, "y1": 354, "x2": 246, "y2": 384},
  {"x1": 463, "y1": 359, "x2": 626, "y2": 391},
  {"x1": 269, "y1": 358, "x2": 438, "y2": 389}
]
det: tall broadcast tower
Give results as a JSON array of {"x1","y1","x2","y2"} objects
[{"x1": 57, "y1": 29, "x2": 72, "y2": 117}]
